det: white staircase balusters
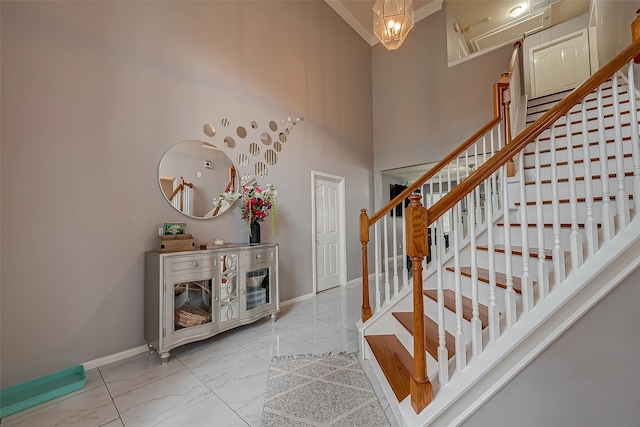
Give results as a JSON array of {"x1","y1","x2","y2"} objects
[
  {"x1": 383, "y1": 215, "x2": 391, "y2": 303},
  {"x1": 474, "y1": 143, "x2": 483, "y2": 225},
  {"x1": 436, "y1": 216, "x2": 449, "y2": 385},
  {"x1": 518, "y1": 149, "x2": 533, "y2": 313},
  {"x1": 627, "y1": 62, "x2": 640, "y2": 208},
  {"x1": 501, "y1": 162, "x2": 516, "y2": 327},
  {"x1": 374, "y1": 222, "x2": 381, "y2": 311},
  {"x1": 581, "y1": 99, "x2": 598, "y2": 256},
  {"x1": 597, "y1": 85, "x2": 616, "y2": 241},
  {"x1": 457, "y1": 157, "x2": 465, "y2": 245},
  {"x1": 402, "y1": 202, "x2": 409, "y2": 289},
  {"x1": 392, "y1": 208, "x2": 399, "y2": 296},
  {"x1": 565, "y1": 112, "x2": 584, "y2": 270},
  {"x1": 486, "y1": 131, "x2": 499, "y2": 340},
  {"x1": 612, "y1": 74, "x2": 630, "y2": 228},
  {"x1": 550, "y1": 123, "x2": 566, "y2": 287},
  {"x1": 491, "y1": 129, "x2": 500, "y2": 213},
  {"x1": 534, "y1": 137, "x2": 550, "y2": 298},
  {"x1": 453, "y1": 200, "x2": 466, "y2": 372},
  {"x1": 469, "y1": 188, "x2": 483, "y2": 355}
]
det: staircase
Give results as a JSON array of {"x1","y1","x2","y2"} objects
[{"x1": 357, "y1": 41, "x2": 640, "y2": 426}]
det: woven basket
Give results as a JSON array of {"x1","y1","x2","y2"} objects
[{"x1": 175, "y1": 306, "x2": 211, "y2": 328}]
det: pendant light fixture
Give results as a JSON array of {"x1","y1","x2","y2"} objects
[{"x1": 373, "y1": 0, "x2": 414, "y2": 50}]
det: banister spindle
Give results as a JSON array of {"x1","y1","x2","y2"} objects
[
  {"x1": 566, "y1": 112, "x2": 584, "y2": 270},
  {"x1": 405, "y1": 194, "x2": 432, "y2": 414},
  {"x1": 518, "y1": 149, "x2": 533, "y2": 313},
  {"x1": 627, "y1": 61, "x2": 640, "y2": 206},
  {"x1": 402, "y1": 203, "x2": 409, "y2": 289},
  {"x1": 474, "y1": 142, "x2": 482, "y2": 225},
  {"x1": 502, "y1": 159, "x2": 516, "y2": 327},
  {"x1": 534, "y1": 137, "x2": 549, "y2": 299},
  {"x1": 597, "y1": 85, "x2": 615, "y2": 241},
  {"x1": 436, "y1": 216, "x2": 449, "y2": 382},
  {"x1": 550, "y1": 123, "x2": 566, "y2": 286},
  {"x1": 469, "y1": 188, "x2": 482, "y2": 356},
  {"x1": 452, "y1": 199, "x2": 466, "y2": 371},
  {"x1": 581, "y1": 99, "x2": 598, "y2": 257},
  {"x1": 487, "y1": 131, "x2": 499, "y2": 341},
  {"x1": 391, "y1": 211, "x2": 400, "y2": 297},
  {"x1": 383, "y1": 215, "x2": 391, "y2": 304},
  {"x1": 374, "y1": 222, "x2": 382, "y2": 311},
  {"x1": 612, "y1": 74, "x2": 630, "y2": 228}
]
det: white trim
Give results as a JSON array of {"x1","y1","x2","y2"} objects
[
  {"x1": 311, "y1": 171, "x2": 348, "y2": 293},
  {"x1": 83, "y1": 345, "x2": 149, "y2": 371},
  {"x1": 347, "y1": 273, "x2": 380, "y2": 288},
  {"x1": 280, "y1": 292, "x2": 315, "y2": 307},
  {"x1": 323, "y1": 0, "x2": 378, "y2": 46},
  {"x1": 323, "y1": 0, "x2": 442, "y2": 47}
]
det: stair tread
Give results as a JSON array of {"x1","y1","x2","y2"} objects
[
  {"x1": 423, "y1": 289, "x2": 489, "y2": 328},
  {"x1": 392, "y1": 312, "x2": 456, "y2": 360},
  {"x1": 447, "y1": 266, "x2": 534, "y2": 294},
  {"x1": 365, "y1": 335, "x2": 413, "y2": 402},
  {"x1": 476, "y1": 244, "x2": 559, "y2": 260}
]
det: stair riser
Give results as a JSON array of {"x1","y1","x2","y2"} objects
[
  {"x1": 531, "y1": 118, "x2": 637, "y2": 144},
  {"x1": 392, "y1": 319, "x2": 440, "y2": 377},
  {"x1": 495, "y1": 225, "x2": 575, "y2": 251},
  {"x1": 473, "y1": 249, "x2": 551, "y2": 284},
  {"x1": 526, "y1": 89, "x2": 632, "y2": 118},
  {"x1": 526, "y1": 102, "x2": 636, "y2": 126},
  {"x1": 509, "y1": 198, "x2": 636, "y2": 225},
  {"x1": 522, "y1": 157, "x2": 637, "y2": 182},
  {"x1": 423, "y1": 295, "x2": 473, "y2": 345},
  {"x1": 522, "y1": 139, "x2": 636, "y2": 166},
  {"x1": 452, "y1": 274, "x2": 514, "y2": 314},
  {"x1": 514, "y1": 175, "x2": 637, "y2": 202}
]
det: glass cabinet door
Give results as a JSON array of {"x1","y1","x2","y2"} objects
[
  {"x1": 219, "y1": 253, "x2": 239, "y2": 323},
  {"x1": 244, "y1": 266, "x2": 271, "y2": 312},
  {"x1": 172, "y1": 277, "x2": 214, "y2": 332}
]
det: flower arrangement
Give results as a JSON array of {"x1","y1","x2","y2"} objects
[{"x1": 216, "y1": 183, "x2": 278, "y2": 235}]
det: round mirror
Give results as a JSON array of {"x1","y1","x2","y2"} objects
[{"x1": 158, "y1": 140, "x2": 238, "y2": 219}]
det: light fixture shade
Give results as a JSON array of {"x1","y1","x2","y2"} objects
[{"x1": 373, "y1": 0, "x2": 414, "y2": 50}]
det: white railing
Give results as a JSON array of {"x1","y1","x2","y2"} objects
[{"x1": 361, "y1": 40, "x2": 640, "y2": 423}]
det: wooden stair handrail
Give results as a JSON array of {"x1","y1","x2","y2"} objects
[
  {"x1": 427, "y1": 39, "x2": 640, "y2": 228},
  {"x1": 369, "y1": 83, "x2": 505, "y2": 226}
]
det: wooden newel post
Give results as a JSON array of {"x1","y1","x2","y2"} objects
[
  {"x1": 500, "y1": 73, "x2": 515, "y2": 177},
  {"x1": 405, "y1": 194, "x2": 433, "y2": 413},
  {"x1": 360, "y1": 209, "x2": 372, "y2": 322}
]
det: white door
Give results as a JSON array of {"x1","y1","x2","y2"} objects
[
  {"x1": 531, "y1": 30, "x2": 590, "y2": 99},
  {"x1": 313, "y1": 174, "x2": 343, "y2": 292}
]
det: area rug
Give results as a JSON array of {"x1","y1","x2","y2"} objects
[{"x1": 261, "y1": 352, "x2": 390, "y2": 427}]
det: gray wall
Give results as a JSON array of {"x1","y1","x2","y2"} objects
[
  {"x1": 463, "y1": 265, "x2": 640, "y2": 426},
  {"x1": 371, "y1": 9, "x2": 513, "y2": 211},
  {"x1": 594, "y1": 0, "x2": 637, "y2": 65},
  {"x1": 0, "y1": 0, "x2": 374, "y2": 387}
]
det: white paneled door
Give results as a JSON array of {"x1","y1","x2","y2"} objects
[
  {"x1": 531, "y1": 29, "x2": 590, "y2": 99},
  {"x1": 312, "y1": 173, "x2": 345, "y2": 293}
]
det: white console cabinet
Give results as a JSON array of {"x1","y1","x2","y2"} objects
[{"x1": 145, "y1": 243, "x2": 278, "y2": 364}]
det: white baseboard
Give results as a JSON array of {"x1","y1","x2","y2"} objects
[
  {"x1": 280, "y1": 292, "x2": 315, "y2": 307},
  {"x1": 347, "y1": 273, "x2": 379, "y2": 287},
  {"x1": 83, "y1": 345, "x2": 149, "y2": 371}
]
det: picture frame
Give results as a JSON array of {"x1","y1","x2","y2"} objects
[{"x1": 163, "y1": 222, "x2": 186, "y2": 235}]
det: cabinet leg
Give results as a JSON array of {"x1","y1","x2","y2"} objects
[
  {"x1": 271, "y1": 313, "x2": 277, "y2": 322},
  {"x1": 148, "y1": 344, "x2": 157, "y2": 354},
  {"x1": 160, "y1": 352, "x2": 170, "y2": 365}
]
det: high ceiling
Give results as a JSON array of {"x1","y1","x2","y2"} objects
[{"x1": 325, "y1": 0, "x2": 591, "y2": 51}]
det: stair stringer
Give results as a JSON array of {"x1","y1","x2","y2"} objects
[{"x1": 397, "y1": 216, "x2": 640, "y2": 427}]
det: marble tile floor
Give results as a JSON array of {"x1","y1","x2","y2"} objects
[{"x1": 0, "y1": 284, "x2": 399, "y2": 427}]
